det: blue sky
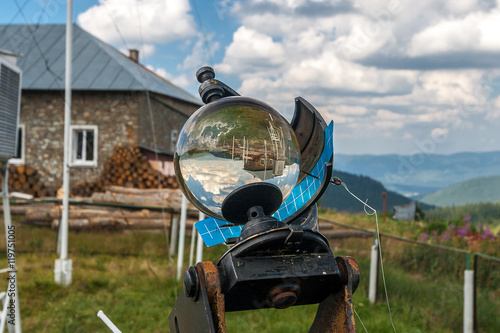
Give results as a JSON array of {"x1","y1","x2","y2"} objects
[{"x1": 2, "y1": 0, "x2": 500, "y2": 156}]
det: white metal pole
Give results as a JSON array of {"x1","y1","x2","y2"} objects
[
  {"x1": 188, "y1": 222, "x2": 196, "y2": 267},
  {"x1": 169, "y1": 217, "x2": 179, "y2": 256},
  {"x1": 464, "y1": 270, "x2": 474, "y2": 333},
  {"x1": 55, "y1": 0, "x2": 73, "y2": 286},
  {"x1": 97, "y1": 310, "x2": 122, "y2": 333},
  {"x1": 368, "y1": 239, "x2": 379, "y2": 305},
  {"x1": 2, "y1": 165, "x2": 21, "y2": 333},
  {"x1": 176, "y1": 194, "x2": 188, "y2": 280},
  {"x1": 196, "y1": 212, "x2": 204, "y2": 263},
  {"x1": 0, "y1": 292, "x2": 8, "y2": 332}
]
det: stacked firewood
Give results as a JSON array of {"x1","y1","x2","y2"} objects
[
  {"x1": 0, "y1": 163, "x2": 53, "y2": 197},
  {"x1": 72, "y1": 145, "x2": 179, "y2": 197}
]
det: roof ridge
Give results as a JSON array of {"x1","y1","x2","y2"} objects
[
  {"x1": 0, "y1": 23, "x2": 201, "y2": 105},
  {"x1": 73, "y1": 24, "x2": 201, "y2": 104}
]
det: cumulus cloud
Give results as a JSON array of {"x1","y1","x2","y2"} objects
[
  {"x1": 179, "y1": 34, "x2": 220, "y2": 70},
  {"x1": 77, "y1": 0, "x2": 197, "y2": 52},
  {"x1": 408, "y1": 10, "x2": 500, "y2": 56},
  {"x1": 217, "y1": 26, "x2": 286, "y2": 75}
]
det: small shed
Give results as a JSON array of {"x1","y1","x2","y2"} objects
[{"x1": 393, "y1": 201, "x2": 417, "y2": 221}]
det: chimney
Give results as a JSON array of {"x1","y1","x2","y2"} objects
[{"x1": 129, "y1": 49, "x2": 139, "y2": 63}]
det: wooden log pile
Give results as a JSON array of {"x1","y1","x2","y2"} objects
[
  {"x1": 89, "y1": 186, "x2": 193, "y2": 208},
  {"x1": 0, "y1": 163, "x2": 54, "y2": 197},
  {"x1": 47, "y1": 206, "x2": 196, "y2": 231},
  {"x1": 72, "y1": 145, "x2": 179, "y2": 197},
  {"x1": 15, "y1": 186, "x2": 199, "y2": 230}
]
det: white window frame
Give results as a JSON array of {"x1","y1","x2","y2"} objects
[
  {"x1": 9, "y1": 124, "x2": 25, "y2": 165},
  {"x1": 70, "y1": 125, "x2": 98, "y2": 167}
]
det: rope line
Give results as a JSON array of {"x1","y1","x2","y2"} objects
[
  {"x1": 333, "y1": 177, "x2": 398, "y2": 333},
  {"x1": 354, "y1": 308, "x2": 369, "y2": 333}
]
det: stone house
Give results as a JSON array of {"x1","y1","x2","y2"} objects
[{"x1": 0, "y1": 24, "x2": 201, "y2": 193}]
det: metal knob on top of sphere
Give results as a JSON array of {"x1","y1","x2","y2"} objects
[
  {"x1": 196, "y1": 66, "x2": 241, "y2": 103},
  {"x1": 169, "y1": 66, "x2": 360, "y2": 333}
]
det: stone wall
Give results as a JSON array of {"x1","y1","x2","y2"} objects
[
  {"x1": 19, "y1": 90, "x2": 200, "y2": 193},
  {"x1": 137, "y1": 92, "x2": 200, "y2": 154}
]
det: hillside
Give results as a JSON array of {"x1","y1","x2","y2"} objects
[
  {"x1": 319, "y1": 170, "x2": 424, "y2": 213},
  {"x1": 421, "y1": 175, "x2": 500, "y2": 207},
  {"x1": 334, "y1": 151, "x2": 500, "y2": 198}
]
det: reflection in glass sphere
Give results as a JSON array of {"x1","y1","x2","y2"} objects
[{"x1": 174, "y1": 96, "x2": 301, "y2": 220}]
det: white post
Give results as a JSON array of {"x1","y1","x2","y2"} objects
[
  {"x1": 55, "y1": 0, "x2": 73, "y2": 286},
  {"x1": 196, "y1": 212, "x2": 204, "y2": 263},
  {"x1": 176, "y1": 194, "x2": 188, "y2": 280},
  {"x1": 169, "y1": 217, "x2": 179, "y2": 256},
  {"x1": 0, "y1": 292, "x2": 8, "y2": 332},
  {"x1": 188, "y1": 223, "x2": 196, "y2": 267},
  {"x1": 2, "y1": 164, "x2": 21, "y2": 333},
  {"x1": 368, "y1": 239, "x2": 379, "y2": 305},
  {"x1": 368, "y1": 239, "x2": 379, "y2": 304},
  {"x1": 97, "y1": 310, "x2": 122, "y2": 333},
  {"x1": 464, "y1": 270, "x2": 474, "y2": 333}
]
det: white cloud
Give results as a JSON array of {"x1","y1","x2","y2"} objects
[
  {"x1": 217, "y1": 27, "x2": 286, "y2": 75},
  {"x1": 431, "y1": 127, "x2": 449, "y2": 138},
  {"x1": 334, "y1": 105, "x2": 368, "y2": 116},
  {"x1": 408, "y1": 10, "x2": 500, "y2": 56},
  {"x1": 179, "y1": 35, "x2": 220, "y2": 70},
  {"x1": 77, "y1": 0, "x2": 197, "y2": 51}
]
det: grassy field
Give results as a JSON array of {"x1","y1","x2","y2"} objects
[{"x1": 0, "y1": 211, "x2": 498, "y2": 332}]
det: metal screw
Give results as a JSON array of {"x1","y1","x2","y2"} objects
[{"x1": 271, "y1": 291, "x2": 297, "y2": 309}]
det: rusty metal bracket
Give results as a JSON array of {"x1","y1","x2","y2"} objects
[
  {"x1": 169, "y1": 270, "x2": 215, "y2": 332},
  {"x1": 197, "y1": 262, "x2": 225, "y2": 332},
  {"x1": 309, "y1": 256, "x2": 360, "y2": 333},
  {"x1": 169, "y1": 262, "x2": 225, "y2": 333}
]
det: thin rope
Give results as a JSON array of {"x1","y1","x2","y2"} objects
[
  {"x1": 354, "y1": 308, "x2": 369, "y2": 333},
  {"x1": 101, "y1": 1, "x2": 130, "y2": 49},
  {"x1": 192, "y1": 0, "x2": 215, "y2": 67},
  {"x1": 131, "y1": 0, "x2": 174, "y2": 263},
  {"x1": 12, "y1": 0, "x2": 63, "y2": 81},
  {"x1": 335, "y1": 178, "x2": 398, "y2": 333}
]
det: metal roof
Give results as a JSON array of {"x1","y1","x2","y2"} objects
[{"x1": 0, "y1": 24, "x2": 201, "y2": 105}]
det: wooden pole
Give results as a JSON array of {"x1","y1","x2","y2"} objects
[{"x1": 382, "y1": 192, "x2": 387, "y2": 222}]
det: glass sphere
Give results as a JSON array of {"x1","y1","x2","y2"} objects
[{"x1": 174, "y1": 96, "x2": 301, "y2": 220}]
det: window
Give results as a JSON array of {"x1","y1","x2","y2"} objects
[
  {"x1": 70, "y1": 125, "x2": 97, "y2": 167},
  {"x1": 10, "y1": 124, "x2": 25, "y2": 165}
]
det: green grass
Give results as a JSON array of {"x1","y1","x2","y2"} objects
[{"x1": 0, "y1": 212, "x2": 498, "y2": 332}]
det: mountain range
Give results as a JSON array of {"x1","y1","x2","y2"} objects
[
  {"x1": 333, "y1": 151, "x2": 500, "y2": 198},
  {"x1": 420, "y1": 175, "x2": 500, "y2": 207},
  {"x1": 318, "y1": 170, "x2": 430, "y2": 214}
]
